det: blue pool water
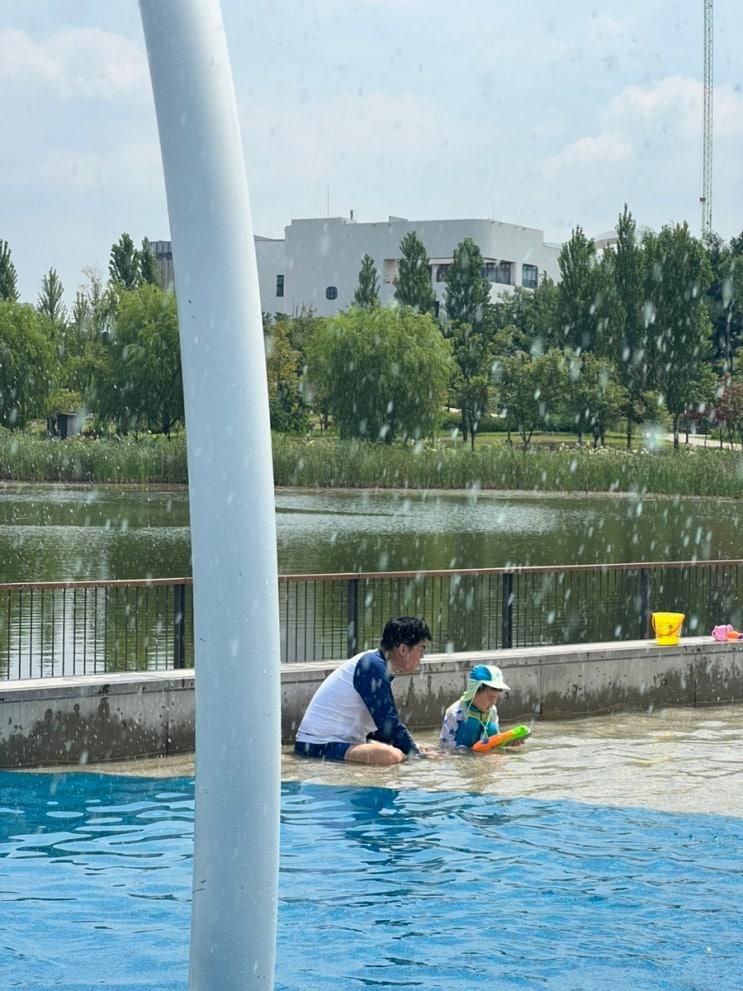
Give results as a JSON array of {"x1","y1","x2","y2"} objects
[{"x1": 1, "y1": 771, "x2": 741, "y2": 990}]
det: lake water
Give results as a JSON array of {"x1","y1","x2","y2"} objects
[
  {"x1": 1, "y1": 484, "x2": 742, "y2": 582},
  {"x1": 2, "y1": 705, "x2": 741, "y2": 990}
]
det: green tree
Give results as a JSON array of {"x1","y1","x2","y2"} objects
[
  {"x1": 443, "y1": 238, "x2": 493, "y2": 447},
  {"x1": 703, "y1": 232, "x2": 743, "y2": 375},
  {"x1": 0, "y1": 240, "x2": 19, "y2": 302},
  {"x1": 449, "y1": 322, "x2": 492, "y2": 449},
  {"x1": 681, "y1": 362, "x2": 717, "y2": 443},
  {"x1": 492, "y1": 277, "x2": 559, "y2": 351},
  {"x1": 106, "y1": 284, "x2": 183, "y2": 434},
  {"x1": 37, "y1": 268, "x2": 67, "y2": 326},
  {"x1": 0, "y1": 301, "x2": 56, "y2": 427},
  {"x1": 602, "y1": 206, "x2": 648, "y2": 448},
  {"x1": 494, "y1": 347, "x2": 565, "y2": 448},
  {"x1": 353, "y1": 255, "x2": 380, "y2": 309},
  {"x1": 35, "y1": 268, "x2": 68, "y2": 411},
  {"x1": 284, "y1": 306, "x2": 317, "y2": 352},
  {"x1": 557, "y1": 226, "x2": 604, "y2": 353},
  {"x1": 444, "y1": 237, "x2": 490, "y2": 328},
  {"x1": 564, "y1": 352, "x2": 627, "y2": 446},
  {"x1": 715, "y1": 377, "x2": 743, "y2": 449},
  {"x1": 109, "y1": 233, "x2": 141, "y2": 290},
  {"x1": 70, "y1": 292, "x2": 90, "y2": 341},
  {"x1": 266, "y1": 318, "x2": 309, "y2": 432},
  {"x1": 305, "y1": 307, "x2": 451, "y2": 442},
  {"x1": 394, "y1": 231, "x2": 436, "y2": 314},
  {"x1": 60, "y1": 267, "x2": 117, "y2": 417},
  {"x1": 643, "y1": 223, "x2": 713, "y2": 447},
  {"x1": 140, "y1": 239, "x2": 159, "y2": 286}
]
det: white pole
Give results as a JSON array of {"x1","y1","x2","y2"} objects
[{"x1": 138, "y1": 3, "x2": 280, "y2": 989}]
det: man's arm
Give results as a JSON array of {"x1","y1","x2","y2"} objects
[{"x1": 353, "y1": 653, "x2": 417, "y2": 754}]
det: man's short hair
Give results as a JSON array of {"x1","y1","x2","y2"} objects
[{"x1": 380, "y1": 616, "x2": 431, "y2": 651}]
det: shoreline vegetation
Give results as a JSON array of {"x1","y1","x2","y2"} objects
[{"x1": 1, "y1": 432, "x2": 742, "y2": 499}]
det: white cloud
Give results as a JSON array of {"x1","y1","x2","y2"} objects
[
  {"x1": 608, "y1": 75, "x2": 701, "y2": 139},
  {"x1": 0, "y1": 27, "x2": 148, "y2": 99},
  {"x1": 544, "y1": 132, "x2": 631, "y2": 173},
  {"x1": 530, "y1": 73, "x2": 743, "y2": 241},
  {"x1": 0, "y1": 29, "x2": 56, "y2": 80},
  {"x1": 543, "y1": 75, "x2": 743, "y2": 175},
  {"x1": 709, "y1": 85, "x2": 743, "y2": 139}
]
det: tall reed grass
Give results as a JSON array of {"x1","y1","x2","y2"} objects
[
  {"x1": 272, "y1": 436, "x2": 743, "y2": 498},
  {"x1": 0, "y1": 431, "x2": 187, "y2": 484},
  {"x1": 2, "y1": 430, "x2": 742, "y2": 497}
]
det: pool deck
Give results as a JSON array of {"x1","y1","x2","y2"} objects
[{"x1": 1, "y1": 636, "x2": 741, "y2": 769}]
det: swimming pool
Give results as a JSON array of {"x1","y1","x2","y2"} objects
[{"x1": 1, "y1": 766, "x2": 741, "y2": 991}]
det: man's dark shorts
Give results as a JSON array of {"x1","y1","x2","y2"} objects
[{"x1": 294, "y1": 741, "x2": 352, "y2": 761}]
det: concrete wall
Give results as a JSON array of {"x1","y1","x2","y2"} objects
[{"x1": 2, "y1": 638, "x2": 741, "y2": 768}]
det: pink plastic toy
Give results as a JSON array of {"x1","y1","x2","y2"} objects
[{"x1": 712, "y1": 624, "x2": 736, "y2": 641}]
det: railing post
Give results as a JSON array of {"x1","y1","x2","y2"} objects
[
  {"x1": 173, "y1": 583, "x2": 185, "y2": 669},
  {"x1": 347, "y1": 578, "x2": 359, "y2": 657},
  {"x1": 501, "y1": 572, "x2": 514, "y2": 649},
  {"x1": 639, "y1": 568, "x2": 650, "y2": 639}
]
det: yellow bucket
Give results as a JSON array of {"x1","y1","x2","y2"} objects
[{"x1": 651, "y1": 611, "x2": 685, "y2": 646}]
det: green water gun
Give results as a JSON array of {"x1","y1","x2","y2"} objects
[{"x1": 472, "y1": 724, "x2": 531, "y2": 753}]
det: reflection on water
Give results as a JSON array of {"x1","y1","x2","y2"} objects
[
  {"x1": 2, "y1": 706, "x2": 741, "y2": 991},
  {"x1": 0, "y1": 485, "x2": 192, "y2": 582},
  {"x1": 1, "y1": 484, "x2": 743, "y2": 581},
  {"x1": 275, "y1": 489, "x2": 742, "y2": 574}
]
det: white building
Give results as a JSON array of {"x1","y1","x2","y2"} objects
[
  {"x1": 258, "y1": 215, "x2": 561, "y2": 317},
  {"x1": 150, "y1": 215, "x2": 561, "y2": 316}
]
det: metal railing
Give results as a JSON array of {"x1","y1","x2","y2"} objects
[
  {"x1": 2, "y1": 559, "x2": 742, "y2": 680},
  {"x1": 0, "y1": 579, "x2": 193, "y2": 681}
]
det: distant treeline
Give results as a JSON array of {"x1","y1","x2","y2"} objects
[
  {"x1": 265, "y1": 208, "x2": 743, "y2": 452},
  {"x1": 2, "y1": 207, "x2": 743, "y2": 453}
]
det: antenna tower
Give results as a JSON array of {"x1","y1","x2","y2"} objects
[{"x1": 700, "y1": 0, "x2": 713, "y2": 236}]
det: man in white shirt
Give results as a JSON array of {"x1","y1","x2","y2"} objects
[{"x1": 294, "y1": 616, "x2": 432, "y2": 766}]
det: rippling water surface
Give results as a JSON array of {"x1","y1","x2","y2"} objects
[
  {"x1": 3, "y1": 484, "x2": 743, "y2": 581},
  {"x1": 2, "y1": 707, "x2": 742, "y2": 991}
]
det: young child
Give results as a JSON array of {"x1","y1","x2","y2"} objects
[{"x1": 440, "y1": 664, "x2": 511, "y2": 750}]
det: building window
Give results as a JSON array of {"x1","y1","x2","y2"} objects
[
  {"x1": 522, "y1": 264, "x2": 538, "y2": 289},
  {"x1": 325, "y1": 286, "x2": 338, "y2": 300},
  {"x1": 494, "y1": 261, "x2": 513, "y2": 285},
  {"x1": 436, "y1": 264, "x2": 450, "y2": 283},
  {"x1": 276, "y1": 274, "x2": 284, "y2": 298},
  {"x1": 482, "y1": 261, "x2": 513, "y2": 284}
]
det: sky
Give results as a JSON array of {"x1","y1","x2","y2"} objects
[{"x1": 1, "y1": 0, "x2": 742, "y2": 305}]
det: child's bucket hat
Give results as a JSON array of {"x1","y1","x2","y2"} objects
[{"x1": 462, "y1": 664, "x2": 510, "y2": 703}]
